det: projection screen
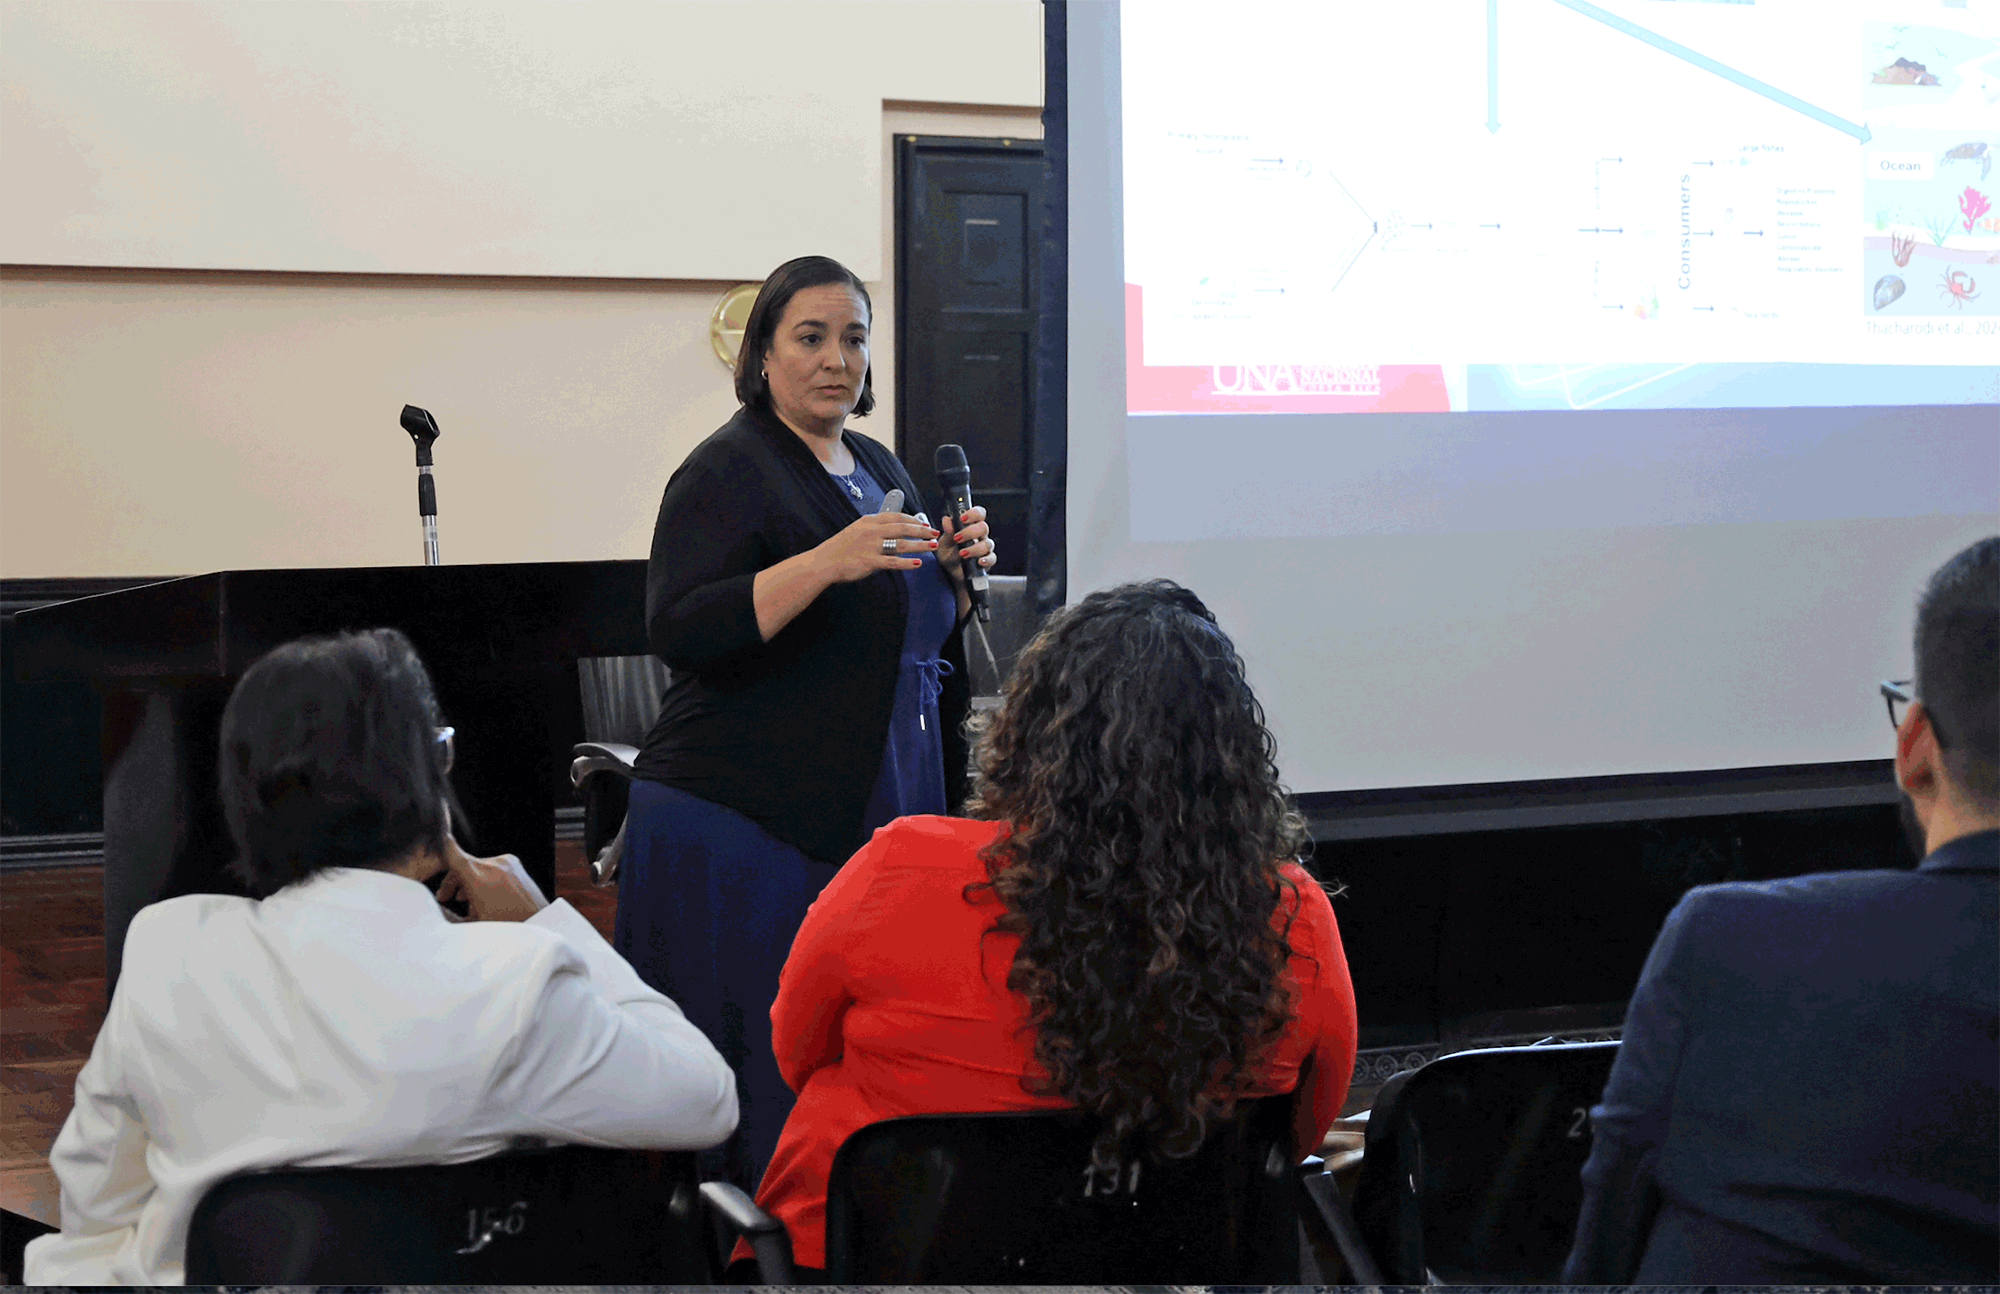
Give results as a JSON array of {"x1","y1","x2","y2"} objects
[{"x1": 1066, "y1": 0, "x2": 2000, "y2": 802}]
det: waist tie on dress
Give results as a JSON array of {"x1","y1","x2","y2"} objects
[{"x1": 915, "y1": 657, "x2": 954, "y2": 731}]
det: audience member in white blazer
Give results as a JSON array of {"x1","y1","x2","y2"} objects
[{"x1": 25, "y1": 628, "x2": 738, "y2": 1286}]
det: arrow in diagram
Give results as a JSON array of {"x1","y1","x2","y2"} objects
[
  {"x1": 1550, "y1": 0, "x2": 1872, "y2": 143},
  {"x1": 1487, "y1": 0, "x2": 1501, "y2": 133}
]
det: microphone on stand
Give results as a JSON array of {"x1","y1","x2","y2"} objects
[
  {"x1": 934, "y1": 443, "x2": 990, "y2": 623},
  {"x1": 400, "y1": 405, "x2": 441, "y2": 565}
]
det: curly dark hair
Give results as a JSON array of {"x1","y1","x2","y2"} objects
[{"x1": 965, "y1": 580, "x2": 1312, "y2": 1173}]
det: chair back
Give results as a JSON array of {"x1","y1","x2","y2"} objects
[
  {"x1": 577, "y1": 654, "x2": 671, "y2": 745},
  {"x1": 1352, "y1": 1040, "x2": 1619, "y2": 1283},
  {"x1": 184, "y1": 1145, "x2": 710, "y2": 1284},
  {"x1": 574, "y1": 655, "x2": 670, "y2": 866},
  {"x1": 965, "y1": 574, "x2": 1039, "y2": 697},
  {"x1": 823, "y1": 1093, "x2": 1298, "y2": 1283}
]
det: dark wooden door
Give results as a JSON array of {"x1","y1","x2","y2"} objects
[{"x1": 895, "y1": 135, "x2": 1045, "y2": 577}]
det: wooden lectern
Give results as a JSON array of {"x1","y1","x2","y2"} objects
[{"x1": 11, "y1": 561, "x2": 647, "y2": 988}]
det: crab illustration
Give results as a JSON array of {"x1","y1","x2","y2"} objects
[{"x1": 1939, "y1": 267, "x2": 1980, "y2": 308}]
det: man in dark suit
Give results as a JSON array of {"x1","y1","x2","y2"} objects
[{"x1": 1564, "y1": 536, "x2": 1999, "y2": 1285}]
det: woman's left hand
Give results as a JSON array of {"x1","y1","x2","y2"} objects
[{"x1": 937, "y1": 505, "x2": 997, "y2": 587}]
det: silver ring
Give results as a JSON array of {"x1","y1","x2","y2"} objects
[{"x1": 879, "y1": 538, "x2": 898, "y2": 556}]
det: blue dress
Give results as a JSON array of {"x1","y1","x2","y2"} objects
[
  {"x1": 834, "y1": 458, "x2": 958, "y2": 835},
  {"x1": 614, "y1": 455, "x2": 957, "y2": 1193}
]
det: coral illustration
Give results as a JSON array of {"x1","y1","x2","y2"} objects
[
  {"x1": 1962, "y1": 187, "x2": 1993, "y2": 233},
  {"x1": 1891, "y1": 231, "x2": 1916, "y2": 267}
]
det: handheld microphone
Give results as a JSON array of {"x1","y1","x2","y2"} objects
[
  {"x1": 933, "y1": 443, "x2": 990, "y2": 622},
  {"x1": 401, "y1": 405, "x2": 441, "y2": 565}
]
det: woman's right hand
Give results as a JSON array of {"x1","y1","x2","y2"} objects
[{"x1": 813, "y1": 511, "x2": 938, "y2": 584}]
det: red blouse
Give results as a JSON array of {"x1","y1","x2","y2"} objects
[{"x1": 753, "y1": 815, "x2": 1358, "y2": 1270}]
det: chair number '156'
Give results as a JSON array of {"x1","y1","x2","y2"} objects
[{"x1": 458, "y1": 1201, "x2": 529, "y2": 1254}]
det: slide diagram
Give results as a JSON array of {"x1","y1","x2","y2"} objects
[
  {"x1": 1122, "y1": 0, "x2": 2000, "y2": 414},
  {"x1": 1860, "y1": 23, "x2": 2000, "y2": 321}
]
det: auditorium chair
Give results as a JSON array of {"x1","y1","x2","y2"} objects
[
  {"x1": 1, "y1": 1210, "x2": 56, "y2": 1285},
  {"x1": 959, "y1": 572, "x2": 1039, "y2": 697},
  {"x1": 182, "y1": 1144, "x2": 755, "y2": 1283},
  {"x1": 570, "y1": 652, "x2": 671, "y2": 885},
  {"x1": 1344, "y1": 1039, "x2": 1621, "y2": 1283},
  {"x1": 715, "y1": 1092, "x2": 1382, "y2": 1284},
  {"x1": 569, "y1": 575, "x2": 1037, "y2": 886}
]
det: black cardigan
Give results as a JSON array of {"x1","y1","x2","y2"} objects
[{"x1": 633, "y1": 404, "x2": 972, "y2": 864}]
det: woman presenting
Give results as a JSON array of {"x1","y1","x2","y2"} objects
[{"x1": 615, "y1": 254, "x2": 995, "y2": 1189}]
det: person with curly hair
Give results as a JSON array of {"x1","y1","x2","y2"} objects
[{"x1": 746, "y1": 580, "x2": 1358, "y2": 1276}]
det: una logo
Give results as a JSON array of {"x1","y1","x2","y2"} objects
[{"x1": 1210, "y1": 364, "x2": 1381, "y2": 396}]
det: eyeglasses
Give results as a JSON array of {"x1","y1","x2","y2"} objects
[
  {"x1": 1879, "y1": 681, "x2": 1949, "y2": 746},
  {"x1": 435, "y1": 726, "x2": 456, "y2": 774},
  {"x1": 1881, "y1": 679, "x2": 1913, "y2": 730}
]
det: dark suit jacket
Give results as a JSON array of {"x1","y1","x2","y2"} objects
[{"x1": 1563, "y1": 829, "x2": 1999, "y2": 1285}]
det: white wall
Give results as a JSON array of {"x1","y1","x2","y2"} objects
[
  {"x1": 0, "y1": 4, "x2": 1042, "y2": 579},
  {"x1": 2, "y1": 1, "x2": 1043, "y2": 279}
]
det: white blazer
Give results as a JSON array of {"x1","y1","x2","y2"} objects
[{"x1": 24, "y1": 867, "x2": 738, "y2": 1285}]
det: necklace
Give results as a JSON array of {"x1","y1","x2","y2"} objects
[{"x1": 828, "y1": 460, "x2": 865, "y2": 499}]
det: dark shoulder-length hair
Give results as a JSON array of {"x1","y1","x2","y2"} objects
[
  {"x1": 732, "y1": 254, "x2": 876, "y2": 416},
  {"x1": 965, "y1": 579, "x2": 1312, "y2": 1173},
  {"x1": 218, "y1": 627, "x2": 460, "y2": 897}
]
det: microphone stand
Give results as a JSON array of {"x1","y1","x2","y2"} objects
[
  {"x1": 969, "y1": 614, "x2": 1000, "y2": 683},
  {"x1": 400, "y1": 405, "x2": 442, "y2": 565}
]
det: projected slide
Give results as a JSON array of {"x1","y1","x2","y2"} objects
[{"x1": 1123, "y1": 0, "x2": 2000, "y2": 414}]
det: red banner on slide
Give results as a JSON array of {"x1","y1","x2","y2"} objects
[{"x1": 1125, "y1": 284, "x2": 1451, "y2": 414}]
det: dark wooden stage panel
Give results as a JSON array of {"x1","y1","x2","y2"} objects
[
  {"x1": 12, "y1": 561, "x2": 648, "y2": 990},
  {"x1": 12, "y1": 562, "x2": 647, "y2": 681}
]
